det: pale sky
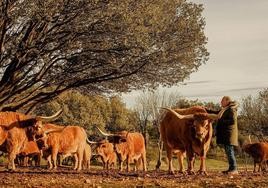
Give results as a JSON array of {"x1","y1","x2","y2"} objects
[{"x1": 122, "y1": 0, "x2": 268, "y2": 107}]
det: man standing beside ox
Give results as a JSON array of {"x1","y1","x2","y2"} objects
[{"x1": 208, "y1": 96, "x2": 239, "y2": 175}]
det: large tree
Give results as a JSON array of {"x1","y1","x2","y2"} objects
[{"x1": 0, "y1": 0, "x2": 208, "y2": 112}]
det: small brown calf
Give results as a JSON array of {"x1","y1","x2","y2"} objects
[{"x1": 243, "y1": 141, "x2": 268, "y2": 172}]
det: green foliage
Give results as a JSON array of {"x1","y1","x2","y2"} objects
[
  {"x1": 0, "y1": 0, "x2": 208, "y2": 112},
  {"x1": 238, "y1": 88, "x2": 268, "y2": 139},
  {"x1": 35, "y1": 91, "x2": 135, "y2": 135}
]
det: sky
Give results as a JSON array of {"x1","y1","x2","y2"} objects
[{"x1": 122, "y1": 0, "x2": 268, "y2": 108}]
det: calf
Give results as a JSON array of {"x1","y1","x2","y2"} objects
[
  {"x1": 17, "y1": 141, "x2": 41, "y2": 167},
  {"x1": 243, "y1": 138, "x2": 268, "y2": 172},
  {"x1": 95, "y1": 139, "x2": 117, "y2": 169},
  {"x1": 97, "y1": 128, "x2": 147, "y2": 172}
]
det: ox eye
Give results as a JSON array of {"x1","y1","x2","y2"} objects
[{"x1": 101, "y1": 145, "x2": 106, "y2": 148}]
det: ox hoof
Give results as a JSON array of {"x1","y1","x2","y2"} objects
[
  {"x1": 168, "y1": 171, "x2": 175, "y2": 175},
  {"x1": 178, "y1": 170, "x2": 186, "y2": 175},
  {"x1": 197, "y1": 170, "x2": 208, "y2": 175},
  {"x1": 187, "y1": 170, "x2": 195, "y2": 175}
]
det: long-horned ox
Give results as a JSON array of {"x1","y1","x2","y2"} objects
[
  {"x1": 36, "y1": 125, "x2": 91, "y2": 171},
  {"x1": 96, "y1": 128, "x2": 147, "y2": 172},
  {"x1": 160, "y1": 106, "x2": 222, "y2": 175},
  {"x1": 0, "y1": 110, "x2": 62, "y2": 170}
]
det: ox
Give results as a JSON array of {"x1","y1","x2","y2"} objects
[
  {"x1": 36, "y1": 125, "x2": 90, "y2": 171},
  {"x1": 94, "y1": 139, "x2": 117, "y2": 169},
  {"x1": 243, "y1": 136, "x2": 268, "y2": 172},
  {"x1": 0, "y1": 110, "x2": 62, "y2": 170},
  {"x1": 96, "y1": 128, "x2": 147, "y2": 172},
  {"x1": 16, "y1": 140, "x2": 41, "y2": 167},
  {"x1": 160, "y1": 106, "x2": 221, "y2": 175}
]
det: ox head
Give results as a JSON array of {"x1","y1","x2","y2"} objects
[
  {"x1": 33, "y1": 110, "x2": 63, "y2": 136},
  {"x1": 94, "y1": 139, "x2": 114, "y2": 157},
  {"x1": 96, "y1": 127, "x2": 128, "y2": 144},
  {"x1": 161, "y1": 107, "x2": 220, "y2": 142},
  {"x1": 35, "y1": 129, "x2": 61, "y2": 150}
]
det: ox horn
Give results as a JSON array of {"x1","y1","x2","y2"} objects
[
  {"x1": 44, "y1": 128, "x2": 63, "y2": 135},
  {"x1": 96, "y1": 127, "x2": 115, "y2": 137},
  {"x1": 161, "y1": 107, "x2": 194, "y2": 120},
  {"x1": 36, "y1": 110, "x2": 63, "y2": 122},
  {"x1": 248, "y1": 135, "x2": 252, "y2": 144},
  {"x1": 86, "y1": 138, "x2": 98, "y2": 144}
]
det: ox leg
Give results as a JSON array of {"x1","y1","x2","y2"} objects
[
  {"x1": 77, "y1": 149, "x2": 83, "y2": 171},
  {"x1": 119, "y1": 159, "x2": 123, "y2": 171},
  {"x1": 253, "y1": 161, "x2": 257, "y2": 173},
  {"x1": 110, "y1": 162, "x2": 114, "y2": 169},
  {"x1": 142, "y1": 151, "x2": 147, "y2": 172},
  {"x1": 46, "y1": 155, "x2": 53, "y2": 169},
  {"x1": 177, "y1": 152, "x2": 185, "y2": 174},
  {"x1": 197, "y1": 156, "x2": 208, "y2": 175},
  {"x1": 24, "y1": 156, "x2": 29, "y2": 167},
  {"x1": 126, "y1": 156, "x2": 131, "y2": 172},
  {"x1": 87, "y1": 159, "x2": 91, "y2": 170},
  {"x1": 8, "y1": 152, "x2": 17, "y2": 170},
  {"x1": 167, "y1": 148, "x2": 174, "y2": 175},
  {"x1": 186, "y1": 148, "x2": 195, "y2": 175},
  {"x1": 258, "y1": 162, "x2": 262, "y2": 172},
  {"x1": 101, "y1": 157, "x2": 106, "y2": 169},
  {"x1": 37, "y1": 154, "x2": 41, "y2": 167},
  {"x1": 106, "y1": 161, "x2": 109, "y2": 170},
  {"x1": 133, "y1": 159, "x2": 138, "y2": 171},
  {"x1": 51, "y1": 148, "x2": 58, "y2": 170},
  {"x1": 74, "y1": 154, "x2": 78, "y2": 170}
]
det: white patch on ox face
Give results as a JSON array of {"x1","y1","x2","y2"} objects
[
  {"x1": 193, "y1": 120, "x2": 209, "y2": 141},
  {"x1": 35, "y1": 121, "x2": 43, "y2": 135}
]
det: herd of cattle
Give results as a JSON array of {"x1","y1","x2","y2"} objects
[{"x1": 0, "y1": 106, "x2": 267, "y2": 174}]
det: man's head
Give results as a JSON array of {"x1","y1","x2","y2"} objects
[{"x1": 221, "y1": 96, "x2": 231, "y2": 108}]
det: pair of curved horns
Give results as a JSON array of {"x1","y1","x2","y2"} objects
[
  {"x1": 35, "y1": 110, "x2": 63, "y2": 121},
  {"x1": 96, "y1": 127, "x2": 118, "y2": 137},
  {"x1": 161, "y1": 107, "x2": 221, "y2": 120}
]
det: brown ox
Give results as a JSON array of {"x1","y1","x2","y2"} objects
[
  {"x1": 97, "y1": 128, "x2": 147, "y2": 172},
  {"x1": 95, "y1": 139, "x2": 117, "y2": 169},
  {"x1": 0, "y1": 110, "x2": 62, "y2": 170},
  {"x1": 243, "y1": 136, "x2": 268, "y2": 172},
  {"x1": 37, "y1": 125, "x2": 89, "y2": 171},
  {"x1": 160, "y1": 106, "x2": 221, "y2": 175},
  {"x1": 16, "y1": 141, "x2": 41, "y2": 167}
]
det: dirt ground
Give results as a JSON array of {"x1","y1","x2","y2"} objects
[{"x1": 0, "y1": 166, "x2": 268, "y2": 188}]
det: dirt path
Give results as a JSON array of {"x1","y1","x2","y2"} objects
[{"x1": 0, "y1": 167, "x2": 267, "y2": 188}]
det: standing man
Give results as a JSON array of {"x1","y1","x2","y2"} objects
[{"x1": 207, "y1": 96, "x2": 239, "y2": 175}]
